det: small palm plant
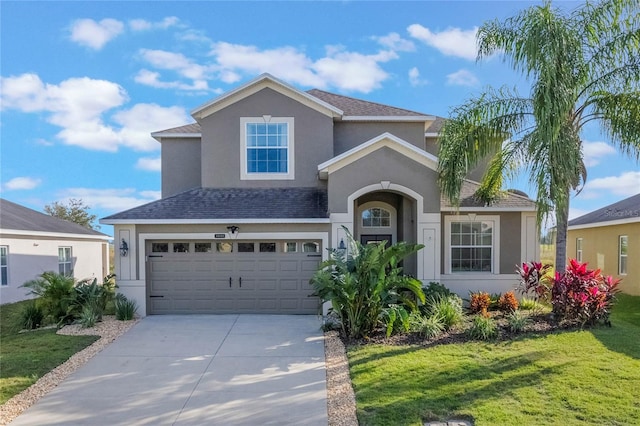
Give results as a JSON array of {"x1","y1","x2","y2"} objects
[{"x1": 310, "y1": 227, "x2": 425, "y2": 338}]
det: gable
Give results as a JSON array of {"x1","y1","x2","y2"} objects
[
  {"x1": 192, "y1": 73, "x2": 342, "y2": 121},
  {"x1": 318, "y1": 132, "x2": 438, "y2": 179}
]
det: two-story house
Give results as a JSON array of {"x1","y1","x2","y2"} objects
[{"x1": 101, "y1": 74, "x2": 538, "y2": 316}]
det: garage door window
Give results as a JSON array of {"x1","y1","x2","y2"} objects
[
  {"x1": 303, "y1": 242, "x2": 319, "y2": 252},
  {"x1": 260, "y1": 242, "x2": 276, "y2": 252},
  {"x1": 173, "y1": 243, "x2": 190, "y2": 253},
  {"x1": 217, "y1": 242, "x2": 233, "y2": 253},
  {"x1": 238, "y1": 243, "x2": 255, "y2": 252},
  {"x1": 284, "y1": 242, "x2": 297, "y2": 252},
  {"x1": 195, "y1": 243, "x2": 212, "y2": 253},
  {"x1": 152, "y1": 243, "x2": 168, "y2": 253}
]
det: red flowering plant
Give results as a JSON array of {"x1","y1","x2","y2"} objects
[
  {"x1": 516, "y1": 261, "x2": 553, "y2": 302},
  {"x1": 517, "y1": 259, "x2": 620, "y2": 327}
]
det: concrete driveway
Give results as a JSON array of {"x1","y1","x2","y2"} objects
[{"x1": 11, "y1": 315, "x2": 327, "y2": 425}]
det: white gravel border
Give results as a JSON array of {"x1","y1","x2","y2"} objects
[{"x1": 1, "y1": 318, "x2": 357, "y2": 426}]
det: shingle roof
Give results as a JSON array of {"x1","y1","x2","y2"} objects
[
  {"x1": 101, "y1": 187, "x2": 329, "y2": 221},
  {"x1": 0, "y1": 198, "x2": 108, "y2": 237},
  {"x1": 152, "y1": 123, "x2": 201, "y2": 135},
  {"x1": 306, "y1": 89, "x2": 430, "y2": 117},
  {"x1": 441, "y1": 181, "x2": 537, "y2": 209},
  {"x1": 426, "y1": 116, "x2": 446, "y2": 133},
  {"x1": 569, "y1": 193, "x2": 640, "y2": 226}
]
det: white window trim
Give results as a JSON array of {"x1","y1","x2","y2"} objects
[
  {"x1": 444, "y1": 215, "x2": 500, "y2": 274},
  {"x1": 58, "y1": 246, "x2": 72, "y2": 276},
  {"x1": 619, "y1": 235, "x2": 628, "y2": 276},
  {"x1": 240, "y1": 117, "x2": 295, "y2": 180},
  {"x1": 576, "y1": 238, "x2": 583, "y2": 262},
  {"x1": 1, "y1": 245, "x2": 8, "y2": 286}
]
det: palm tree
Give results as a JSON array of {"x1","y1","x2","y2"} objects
[{"x1": 438, "y1": 0, "x2": 640, "y2": 269}]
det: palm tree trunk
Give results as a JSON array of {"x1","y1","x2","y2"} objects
[{"x1": 555, "y1": 204, "x2": 569, "y2": 271}]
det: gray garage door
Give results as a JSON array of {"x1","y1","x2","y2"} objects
[{"x1": 146, "y1": 240, "x2": 322, "y2": 314}]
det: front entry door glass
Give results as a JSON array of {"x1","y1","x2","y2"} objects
[{"x1": 360, "y1": 234, "x2": 392, "y2": 247}]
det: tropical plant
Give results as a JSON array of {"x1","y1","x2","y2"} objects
[
  {"x1": 79, "y1": 305, "x2": 100, "y2": 328},
  {"x1": 422, "y1": 281, "x2": 455, "y2": 301},
  {"x1": 518, "y1": 259, "x2": 619, "y2": 326},
  {"x1": 506, "y1": 310, "x2": 530, "y2": 333},
  {"x1": 72, "y1": 274, "x2": 116, "y2": 321},
  {"x1": 17, "y1": 301, "x2": 45, "y2": 330},
  {"x1": 21, "y1": 272, "x2": 76, "y2": 325},
  {"x1": 424, "y1": 295, "x2": 464, "y2": 330},
  {"x1": 438, "y1": 0, "x2": 640, "y2": 269},
  {"x1": 310, "y1": 228, "x2": 425, "y2": 338},
  {"x1": 498, "y1": 291, "x2": 519, "y2": 313},
  {"x1": 469, "y1": 291, "x2": 491, "y2": 316},
  {"x1": 381, "y1": 304, "x2": 411, "y2": 337},
  {"x1": 409, "y1": 312, "x2": 445, "y2": 339},
  {"x1": 466, "y1": 315, "x2": 499, "y2": 340},
  {"x1": 115, "y1": 294, "x2": 138, "y2": 321}
]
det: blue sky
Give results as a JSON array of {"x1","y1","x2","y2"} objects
[{"x1": 2, "y1": 1, "x2": 638, "y2": 238}]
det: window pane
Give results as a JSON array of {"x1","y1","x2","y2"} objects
[
  {"x1": 238, "y1": 243, "x2": 255, "y2": 253},
  {"x1": 195, "y1": 243, "x2": 212, "y2": 253},
  {"x1": 0, "y1": 246, "x2": 6, "y2": 266},
  {"x1": 1, "y1": 268, "x2": 7, "y2": 286},
  {"x1": 303, "y1": 242, "x2": 319, "y2": 253},
  {"x1": 620, "y1": 236, "x2": 628, "y2": 255},
  {"x1": 620, "y1": 256, "x2": 627, "y2": 275},
  {"x1": 152, "y1": 243, "x2": 168, "y2": 253},
  {"x1": 260, "y1": 242, "x2": 276, "y2": 253},
  {"x1": 284, "y1": 242, "x2": 297, "y2": 253},
  {"x1": 216, "y1": 242, "x2": 233, "y2": 253},
  {"x1": 173, "y1": 243, "x2": 189, "y2": 253}
]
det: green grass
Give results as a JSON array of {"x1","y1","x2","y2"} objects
[
  {"x1": 0, "y1": 300, "x2": 99, "y2": 404},
  {"x1": 347, "y1": 294, "x2": 640, "y2": 426}
]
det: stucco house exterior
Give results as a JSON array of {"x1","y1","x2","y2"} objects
[
  {"x1": 568, "y1": 193, "x2": 640, "y2": 296},
  {"x1": 101, "y1": 74, "x2": 539, "y2": 316},
  {"x1": 0, "y1": 198, "x2": 111, "y2": 304}
]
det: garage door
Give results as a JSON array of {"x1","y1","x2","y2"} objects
[{"x1": 146, "y1": 240, "x2": 322, "y2": 314}]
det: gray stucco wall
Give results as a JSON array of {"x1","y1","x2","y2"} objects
[
  {"x1": 327, "y1": 147, "x2": 440, "y2": 214},
  {"x1": 161, "y1": 138, "x2": 202, "y2": 197},
  {"x1": 334, "y1": 122, "x2": 426, "y2": 155},
  {"x1": 439, "y1": 211, "x2": 522, "y2": 275},
  {"x1": 200, "y1": 88, "x2": 334, "y2": 188}
]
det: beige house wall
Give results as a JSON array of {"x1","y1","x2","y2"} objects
[{"x1": 567, "y1": 222, "x2": 639, "y2": 296}]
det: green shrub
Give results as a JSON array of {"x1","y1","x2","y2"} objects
[
  {"x1": 423, "y1": 282, "x2": 455, "y2": 301},
  {"x1": 409, "y1": 312, "x2": 445, "y2": 339},
  {"x1": 72, "y1": 274, "x2": 116, "y2": 322},
  {"x1": 310, "y1": 227, "x2": 425, "y2": 339},
  {"x1": 381, "y1": 304, "x2": 411, "y2": 337},
  {"x1": 21, "y1": 272, "x2": 76, "y2": 325},
  {"x1": 426, "y1": 295, "x2": 463, "y2": 330},
  {"x1": 18, "y1": 301, "x2": 45, "y2": 330},
  {"x1": 506, "y1": 310, "x2": 530, "y2": 333},
  {"x1": 115, "y1": 294, "x2": 138, "y2": 320},
  {"x1": 519, "y1": 296, "x2": 540, "y2": 311},
  {"x1": 79, "y1": 305, "x2": 100, "y2": 328},
  {"x1": 466, "y1": 315, "x2": 498, "y2": 340}
]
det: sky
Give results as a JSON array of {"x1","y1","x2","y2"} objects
[{"x1": 1, "y1": 0, "x2": 639, "y2": 238}]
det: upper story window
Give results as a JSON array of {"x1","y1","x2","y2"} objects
[
  {"x1": 362, "y1": 207, "x2": 391, "y2": 227},
  {"x1": 240, "y1": 117, "x2": 295, "y2": 180},
  {"x1": 58, "y1": 247, "x2": 72, "y2": 276},
  {"x1": 1, "y1": 246, "x2": 8, "y2": 286}
]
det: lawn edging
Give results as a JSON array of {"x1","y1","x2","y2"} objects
[{"x1": 325, "y1": 330, "x2": 358, "y2": 426}]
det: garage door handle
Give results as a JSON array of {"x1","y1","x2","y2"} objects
[
  {"x1": 229, "y1": 277, "x2": 232, "y2": 288},
  {"x1": 150, "y1": 295, "x2": 164, "y2": 298},
  {"x1": 307, "y1": 254, "x2": 322, "y2": 258},
  {"x1": 148, "y1": 255, "x2": 163, "y2": 258},
  {"x1": 239, "y1": 277, "x2": 242, "y2": 288}
]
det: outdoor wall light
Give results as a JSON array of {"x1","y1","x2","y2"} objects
[
  {"x1": 120, "y1": 239, "x2": 129, "y2": 257},
  {"x1": 227, "y1": 225, "x2": 240, "y2": 234},
  {"x1": 338, "y1": 238, "x2": 346, "y2": 250}
]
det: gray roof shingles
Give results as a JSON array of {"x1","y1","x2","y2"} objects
[
  {"x1": 307, "y1": 89, "x2": 430, "y2": 117},
  {"x1": 441, "y1": 181, "x2": 536, "y2": 209},
  {"x1": 568, "y1": 193, "x2": 640, "y2": 226},
  {"x1": 102, "y1": 188, "x2": 329, "y2": 221},
  {"x1": 0, "y1": 198, "x2": 107, "y2": 236}
]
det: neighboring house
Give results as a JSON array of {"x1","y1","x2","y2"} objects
[
  {"x1": 568, "y1": 193, "x2": 640, "y2": 296},
  {"x1": 101, "y1": 74, "x2": 539, "y2": 316},
  {"x1": 0, "y1": 198, "x2": 111, "y2": 304}
]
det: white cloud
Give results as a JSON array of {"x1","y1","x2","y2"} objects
[
  {"x1": 582, "y1": 171, "x2": 640, "y2": 198},
  {"x1": 408, "y1": 67, "x2": 428, "y2": 87},
  {"x1": 209, "y1": 42, "x2": 395, "y2": 93},
  {"x1": 372, "y1": 32, "x2": 415, "y2": 52},
  {"x1": 1, "y1": 73, "x2": 188, "y2": 152},
  {"x1": 582, "y1": 141, "x2": 616, "y2": 167},
  {"x1": 4, "y1": 177, "x2": 42, "y2": 190},
  {"x1": 129, "y1": 16, "x2": 179, "y2": 32},
  {"x1": 136, "y1": 50, "x2": 211, "y2": 91},
  {"x1": 407, "y1": 24, "x2": 478, "y2": 60},
  {"x1": 112, "y1": 103, "x2": 191, "y2": 151},
  {"x1": 134, "y1": 69, "x2": 209, "y2": 91},
  {"x1": 59, "y1": 188, "x2": 161, "y2": 212},
  {"x1": 446, "y1": 69, "x2": 479, "y2": 87},
  {"x1": 70, "y1": 18, "x2": 124, "y2": 50},
  {"x1": 136, "y1": 157, "x2": 161, "y2": 172}
]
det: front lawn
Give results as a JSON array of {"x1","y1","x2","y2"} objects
[
  {"x1": 0, "y1": 300, "x2": 99, "y2": 404},
  {"x1": 347, "y1": 293, "x2": 640, "y2": 425}
]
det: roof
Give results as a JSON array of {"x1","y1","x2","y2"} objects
[
  {"x1": 307, "y1": 89, "x2": 431, "y2": 118},
  {"x1": 440, "y1": 181, "x2": 537, "y2": 211},
  {"x1": 568, "y1": 193, "x2": 640, "y2": 228},
  {"x1": 425, "y1": 116, "x2": 446, "y2": 134},
  {"x1": 0, "y1": 198, "x2": 109, "y2": 238},
  {"x1": 152, "y1": 123, "x2": 201, "y2": 139},
  {"x1": 101, "y1": 187, "x2": 329, "y2": 223}
]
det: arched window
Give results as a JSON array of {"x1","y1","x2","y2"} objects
[{"x1": 362, "y1": 207, "x2": 391, "y2": 227}]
